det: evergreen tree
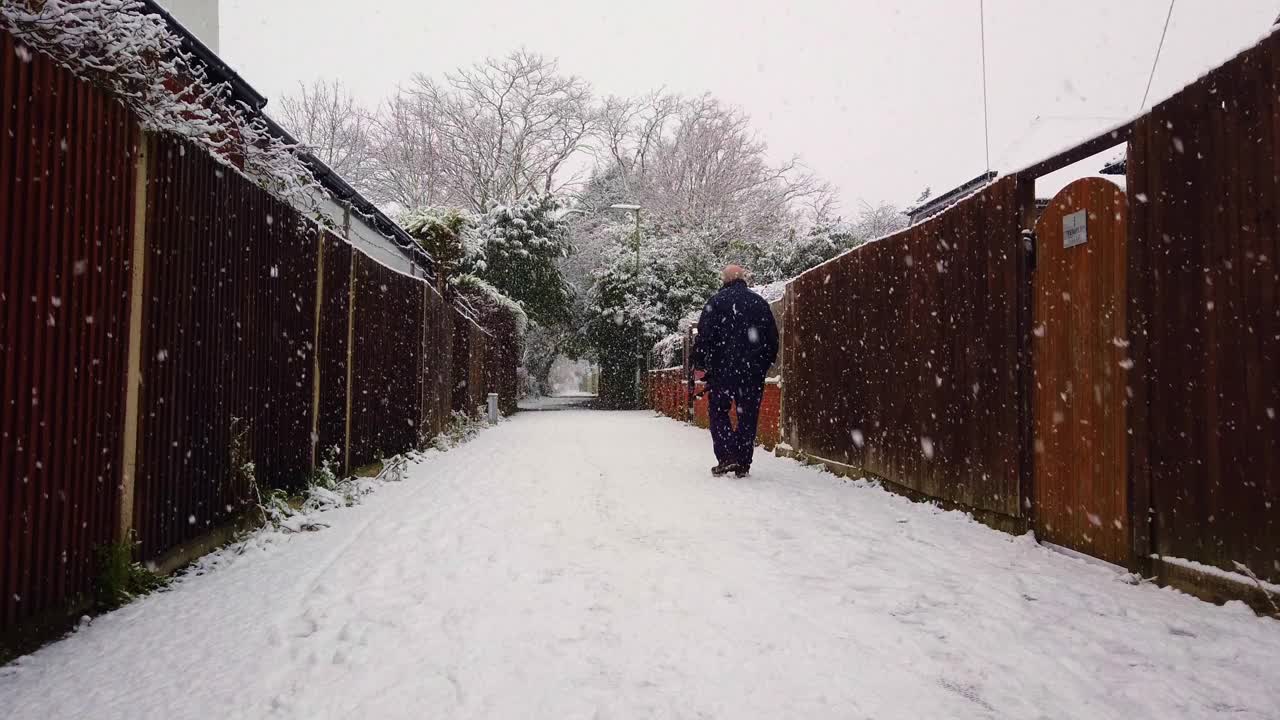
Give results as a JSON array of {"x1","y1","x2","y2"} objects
[
  {"x1": 472, "y1": 195, "x2": 574, "y2": 326},
  {"x1": 588, "y1": 235, "x2": 719, "y2": 408}
]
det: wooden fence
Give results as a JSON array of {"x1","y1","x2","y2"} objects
[
  {"x1": 784, "y1": 176, "x2": 1028, "y2": 522},
  {"x1": 0, "y1": 29, "x2": 522, "y2": 632},
  {"x1": 0, "y1": 30, "x2": 140, "y2": 629},
  {"x1": 1127, "y1": 33, "x2": 1279, "y2": 585},
  {"x1": 645, "y1": 28, "x2": 1279, "y2": 602},
  {"x1": 348, "y1": 256, "x2": 426, "y2": 470},
  {"x1": 647, "y1": 371, "x2": 784, "y2": 450},
  {"x1": 132, "y1": 133, "x2": 321, "y2": 560}
]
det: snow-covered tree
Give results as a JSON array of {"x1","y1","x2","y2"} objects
[
  {"x1": 405, "y1": 51, "x2": 596, "y2": 212},
  {"x1": 274, "y1": 80, "x2": 375, "y2": 191},
  {"x1": 470, "y1": 196, "x2": 574, "y2": 326},
  {"x1": 587, "y1": 234, "x2": 720, "y2": 408},
  {"x1": 365, "y1": 91, "x2": 459, "y2": 212},
  {"x1": 850, "y1": 201, "x2": 908, "y2": 242},
  {"x1": 592, "y1": 94, "x2": 834, "y2": 256}
]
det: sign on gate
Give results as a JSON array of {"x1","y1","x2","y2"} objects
[{"x1": 1063, "y1": 209, "x2": 1088, "y2": 248}]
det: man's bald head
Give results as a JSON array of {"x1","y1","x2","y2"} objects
[{"x1": 721, "y1": 264, "x2": 749, "y2": 285}]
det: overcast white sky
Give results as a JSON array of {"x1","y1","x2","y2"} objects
[{"x1": 218, "y1": 0, "x2": 1277, "y2": 213}]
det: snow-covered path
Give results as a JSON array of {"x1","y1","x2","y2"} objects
[{"x1": 3, "y1": 410, "x2": 1279, "y2": 719}]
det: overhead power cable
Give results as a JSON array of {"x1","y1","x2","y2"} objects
[
  {"x1": 979, "y1": 0, "x2": 991, "y2": 173},
  {"x1": 1139, "y1": 0, "x2": 1178, "y2": 111}
]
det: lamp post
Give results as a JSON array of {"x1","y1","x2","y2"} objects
[{"x1": 610, "y1": 203, "x2": 643, "y2": 407}]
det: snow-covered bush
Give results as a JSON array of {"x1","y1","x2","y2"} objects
[
  {"x1": 432, "y1": 411, "x2": 489, "y2": 450},
  {"x1": 452, "y1": 273, "x2": 529, "y2": 338},
  {"x1": 0, "y1": 0, "x2": 327, "y2": 218},
  {"x1": 401, "y1": 206, "x2": 480, "y2": 279},
  {"x1": 652, "y1": 332, "x2": 685, "y2": 369},
  {"x1": 403, "y1": 197, "x2": 572, "y2": 328}
]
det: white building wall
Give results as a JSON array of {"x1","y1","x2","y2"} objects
[{"x1": 156, "y1": 0, "x2": 220, "y2": 52}]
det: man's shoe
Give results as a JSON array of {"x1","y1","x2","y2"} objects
[
  {"x1": 734, "y1": 465, "x2": 750, "y2": 478},
  {"x1": 711, "y1": 462, "x2": 739, "y2": 476}
]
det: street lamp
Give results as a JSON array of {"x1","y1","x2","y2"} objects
[
  {"x1": 609, "y1": 203, "x2": 643, "y2": 407},
  {"x1": 609, "y1": 204, "x2": 642, "y2": 278}
]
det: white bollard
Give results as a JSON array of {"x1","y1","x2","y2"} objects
[{"x1": 487, "y1": 393, "x2": 499, "y2": 424}]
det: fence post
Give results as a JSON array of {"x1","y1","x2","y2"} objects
[
  {"x1": 118, "y1": 132, "x2": 151, "y2": 540},
  {"x1": 421, "y1": 283, "x2": 434, "y2": 442},
  {"x1": 684, "y1": 328, "x2": 694, "y2": 423},
  {"x1": 1125, "y1": 125, "x2": 1154, "y2": 575},
  {"x1": 309, "y1": 230, "x2": 325, "y2": 471},
  {"x1": 343, "y1": 250, "x2": 357, "y2": 474},
  {"x1": 1014, "y1": 175, "x2": 1038, "y2": 525}
]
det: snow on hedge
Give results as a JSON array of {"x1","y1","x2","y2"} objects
[
  {"x1": 752, "y1": 278, "x2": 788, "y2": 304},
  {"x1": 652, "y1": 332, "x2": 685, "y2": 368},
  {"x1": 1, "y1": 0, "x2": 326, "y2": 218},
  {"x1": 652, "y1": 279, "x2": 788, "y2": 362},
  {"x1": 452, "y1": 273, "x2": 530, "y2": 337}
]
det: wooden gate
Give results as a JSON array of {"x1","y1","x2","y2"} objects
[{"x1": 1031, "y1": 178, "x2": 1131, "y2": 566}]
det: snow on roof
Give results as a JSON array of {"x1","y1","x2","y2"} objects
[
  {"x1": 994, "y1": 115, "x2": 1127, "y2": 175},
  {"x1": 911, "y1": 116, "x2": 1129, "y2": 214}
]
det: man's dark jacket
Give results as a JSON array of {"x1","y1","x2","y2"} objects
[{"x1": 691, "y1": 279, "x2": 780, "y2": 387}]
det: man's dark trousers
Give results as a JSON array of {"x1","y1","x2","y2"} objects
[{"x1": 708, "y1": 380, "x2": 764, "y2": 469}]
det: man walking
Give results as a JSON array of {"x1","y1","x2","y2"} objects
[{"x1": 692, "y1": 265, "x2": 779, "y2": 477}]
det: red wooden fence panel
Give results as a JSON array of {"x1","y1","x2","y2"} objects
[
  {"x1": 0, "y1": 27, "x2": 527, "y2": 632},
  {"x1": 348, "y1": 256, "x2": 424, "y2": 468},
  {"x1": 468, "y1": 320, "x2": 489, "y2": 414},
  {"x1": 783, "y1": 177, "x2": 1026, "y2": 518},
  {"x1": 1127, "y1": 34, "x2": 1280, "y2": 583},
  {"x1": 422, "y1": 286, "x2": 453, "y2": 439},
  {"x1": 134, "y1": 134, "x2": 318, "y2": 561},
  {"x1": 1, "y1": 31, "x2": 138, "y2": 628},
  {"x1": 317, "y1": 234, "x2": 351, "y2": 469},
  {"x1": 451, "y1": 309, "x2": 473, "y2": 415},
  {"x1": 482, "y1": 311, "x2": 520, "y2": 417}
]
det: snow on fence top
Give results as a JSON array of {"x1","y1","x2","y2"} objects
[{"x1": 0, "y1": 0, "x2": 325, "y2": 219}]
